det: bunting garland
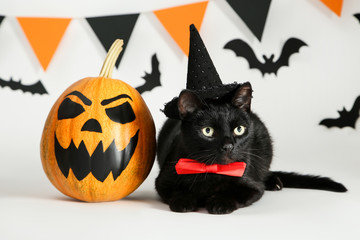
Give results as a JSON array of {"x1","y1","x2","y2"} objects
[
  {"x1": 17, "y1": 17, "x2": 71, "y2": 71},
  {"x1": 86, "y1": 14, "x2": 139, "y2": 68},
  {"x1": 320, "y1": 0, "x2": 343, "y2": 16},
  {"x1": 226, "y1": 0, "x2": 272, "y2": 41},
  {"x1": 154, "y1": 1, "x2": 209, "y2": 55},
  {"x1": 0, "y1": 1, "x2": 350, "y2": 72}
]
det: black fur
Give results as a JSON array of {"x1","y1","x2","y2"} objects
[
  {"x1": 155, "y1": 83, "x2": 347, "y2": 214},
  {"x1": 269, "y1": 172, "x2": 347, "y2": 192}
]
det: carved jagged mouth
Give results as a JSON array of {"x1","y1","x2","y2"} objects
[{"x1": 54, "y1": 130, "x2": 139, "y2": 182}]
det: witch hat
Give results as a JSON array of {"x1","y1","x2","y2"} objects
[{"x1": 163, "y1": 24, "x2": 242, "y2": 119}]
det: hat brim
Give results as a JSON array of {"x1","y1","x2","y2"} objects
[{"x1": 162, "y1": 82, "x2": 241, "y2": 119}]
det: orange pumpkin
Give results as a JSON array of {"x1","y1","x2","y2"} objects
[{"x1": 40, "y1": 39, "x2": 156, "y2": 202}]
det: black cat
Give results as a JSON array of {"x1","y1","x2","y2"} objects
[{"x1": 155, "y1": 82, "x2": 347, "y2": 214}]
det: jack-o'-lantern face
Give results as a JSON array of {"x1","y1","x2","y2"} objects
[
  {"x1": 54, "y1": 86, "x2": 138, "y2": 182},
  {"x1": 40, "y1": 77, "x2": 156, "y2": 202}
]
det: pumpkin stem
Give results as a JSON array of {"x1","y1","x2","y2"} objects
[{"x1": 99, "y1": 39, "x2": 124, "y2": 78}]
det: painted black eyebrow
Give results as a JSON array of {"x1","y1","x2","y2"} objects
[
  {"x1": 101, "y1": 94, "x2": 133, "y2": 106},
  {"x1": 65, "y1": 91, "x2": 92, "y2": 106}
]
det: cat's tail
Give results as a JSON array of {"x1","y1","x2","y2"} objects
[{"x1": 266, "y1": 171, "x2": 347, "y2": 192}]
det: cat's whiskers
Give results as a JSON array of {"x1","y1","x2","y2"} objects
[
  {"x1": 207, "y1": 153, "x2": 218, "y2": 166},
  {"x1": 188, "y1": 149, "x2": 214, "y2": 157},
  {"x1": 240, "y1": 155, "x2": 269, "y2": 178},
  {"x1": 239, "y1": 151, "x2": 268, "y2": 162},
  {"x1": 187, "y1": 149, "x2": 218, "y2": 165},
  {"x1": 246, "y1": 147, "x2": 269, "y2": 152}
]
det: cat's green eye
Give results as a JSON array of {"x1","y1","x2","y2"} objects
[
  {"x1": 234, "y1": 126, "x2": 246, "y2": 136},
  {"x1": 202, "y1": 127, "x2": 214, "y2": 137}
]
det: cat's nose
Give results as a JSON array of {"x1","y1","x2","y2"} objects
[
  {"x1": 222, "y1": 143, "x2": 234, "y2": 152},
  {"x1": 222, "y1": 137, "x2": 234, "y2": 152}
]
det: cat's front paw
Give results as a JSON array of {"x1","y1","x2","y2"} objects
[
  {"x1": 265, "y1": 175, "x2": 283, "y2": 191},
  {"x1": 205, "y1": 196, "x2": 238, "y2": 214},
  {"x1": 169, "y1": 195, "x2": 198, "y2": 213}
]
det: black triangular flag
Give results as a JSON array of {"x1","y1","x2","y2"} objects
[
  {"x1": 226, "y1": 0, "x2": 271, "y2": 41},
  {"x1": 86, "y1": 14, "x2": 139, "y2": 68},
  {"x1": 0, "y1": 16, "x2": 4, "y2": 26}
]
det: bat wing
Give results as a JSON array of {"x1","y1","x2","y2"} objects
[
  {"x1": 346, "y1": 95, "x2": 360, "y2": 128},
  {"x1": 0, "y1": 78, "x2": 7, "y2": 88},
  {"x1": 21, "y1": 80, "x2": 48, "y2": 95},
  {"x1": 319, "y1": 118, "x2": 347, "y2": 128},
  {"x1": 136, "y1": 54, "x2": 161, "y2": 94},
  {"x1": 0, "y1": 77, "x2": 48, "y2": 95},
  {"x1": 274, "y1": 38, "x2": 308, "y2": 73},
  {"x1": 319, "y1": 96, "x2": 360, "y2": 129},
  {"x1": 354, "y1": 13, "x2": 360, "y2": 23},
  {"x1": 349, "y1": 95, "x2": 360, "y2": 117},
  {"x1": 224, "y1": 39, "x2": 265, "y2": 74}
]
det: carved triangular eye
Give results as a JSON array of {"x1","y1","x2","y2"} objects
[
  {"x1": 105, "y1": 102, "x2": 136, "y2": 124},
  {"x1": 58, "y1": 98, "x2": 85, "y2": 120}
]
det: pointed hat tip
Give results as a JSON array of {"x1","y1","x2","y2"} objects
[{"x1": 187, "y1": 22, "x2": 223, "y2": 90}]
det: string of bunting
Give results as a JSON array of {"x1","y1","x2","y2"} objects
[{"x1": 0, "y1": 0, "x2": 343, "y2": 71}]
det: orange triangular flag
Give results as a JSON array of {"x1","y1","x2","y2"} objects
[
  {"x1": 320, "y1": 0, "x2": 343, "y2": 16},
  {"x1": 17, "y1": 17, "x2": 71, "y2": 70},
  {"x1": 154, "y1": 1, "x2": 209, "y2": 56}
]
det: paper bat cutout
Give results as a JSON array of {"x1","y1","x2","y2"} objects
[
  {"x1": 224, "y1": 38, "x2": 308, "y2": 76},
  {"x1": 0, "y1": 77, "x2": 48, "y2": 95},
  {"x1": 319, "y1": 96, "x2": 360, "y2": 129},
  {"x1": 136, "y1": 54, "x2": 161, "y2": 94},
  {"x1": 354, "y1": 13, "x2": 360, "y2": 23}
]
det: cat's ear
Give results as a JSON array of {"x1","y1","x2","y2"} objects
[
  {"x1": 178, "y1": 90, "x2": 203, "y2": 119},
  {"x1": 232, "y1": 82, "x2": 252, "y2": 111}
]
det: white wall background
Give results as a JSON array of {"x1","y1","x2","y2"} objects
[{"x1": 0, "y1": 0, "x2": 359, "y2": 239}]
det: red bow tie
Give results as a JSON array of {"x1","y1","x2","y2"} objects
[{"x1": 175, "y1": 158, "x2": 246, "y2": 177}]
